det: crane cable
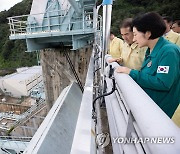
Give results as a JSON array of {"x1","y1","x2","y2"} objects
[{"x1": 64, "y1": 52, "x2": 84, "y2": 92}]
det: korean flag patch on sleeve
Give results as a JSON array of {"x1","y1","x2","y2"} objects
[{"x1": 157, "y1": 66, "x2": 169, "y2": 74}]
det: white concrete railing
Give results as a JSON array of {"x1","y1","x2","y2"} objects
[
  {"x1": 70, "y1": 47, "x2": 96, "y2": 154},
  {"x1": 105, "y1": 55, "x2": 180, "y2": 154}
]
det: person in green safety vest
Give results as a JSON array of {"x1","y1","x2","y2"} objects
[{"x1": 115, "y1": 12, "x2": 180, "y2": 118}]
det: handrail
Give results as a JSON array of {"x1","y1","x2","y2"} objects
[
  {"x1": 7, "y1": 9, "x2": 69, "y2": 19},
  {"x1": 8, "y1": 11, "x2": 99, "y2": 36},
  {"x1": 105, "y1": 54, "x2": 180, "y2": 154},
  {"x1": 0, "y1": 138, "x2": 29, "y2": 153},
  {"x1": 0, "y1": 136, "x2": 32, "y2": 142}
]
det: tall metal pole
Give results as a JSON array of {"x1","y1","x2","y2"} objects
[
  {"x1": 102, "y1": 0, "x2": 112, "y2": 53},
  {"x1": 101, "y1": 0, "x2": 113, "y2": 89},
  {"x1": 94, "y1": 2, "x2": 113, "y2": 154}
]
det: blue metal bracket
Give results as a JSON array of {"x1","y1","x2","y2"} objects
[
  {"x1": 8, "y1": 0, "x2": 101, "y2": 51},
  {"x1": 102, "y1": 0, "x2": 113, "y2": 5}
]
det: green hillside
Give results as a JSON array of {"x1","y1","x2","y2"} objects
[
  {"x1": 0, "y1": 0, "x2": 179, "y2": 70},
  {"x1": 111, "y1": 0, "x2": 180, "y2": 36},
  {"x1": 0, "y1": 0, "x2": 36, "y2": 70}
]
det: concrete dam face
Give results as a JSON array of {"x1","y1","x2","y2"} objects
[{"x1": 40, "y1": 46, "x2": 92, "y2": 110}]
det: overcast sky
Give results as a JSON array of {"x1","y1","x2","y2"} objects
[{"x1": 0, "y1": 0, "x2": 23, "y2": 12}]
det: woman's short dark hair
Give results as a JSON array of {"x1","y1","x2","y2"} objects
[{"x1": 132, "y1": 12, "x2": 166, "y2": 39}]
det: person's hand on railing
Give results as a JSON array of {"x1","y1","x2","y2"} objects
[
  {"x1": 108, "y1": 57, "x2": 123, "y2": 63},
  {"x1": 116, "y1": 66, "x2": 131, "y2": 74}
]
